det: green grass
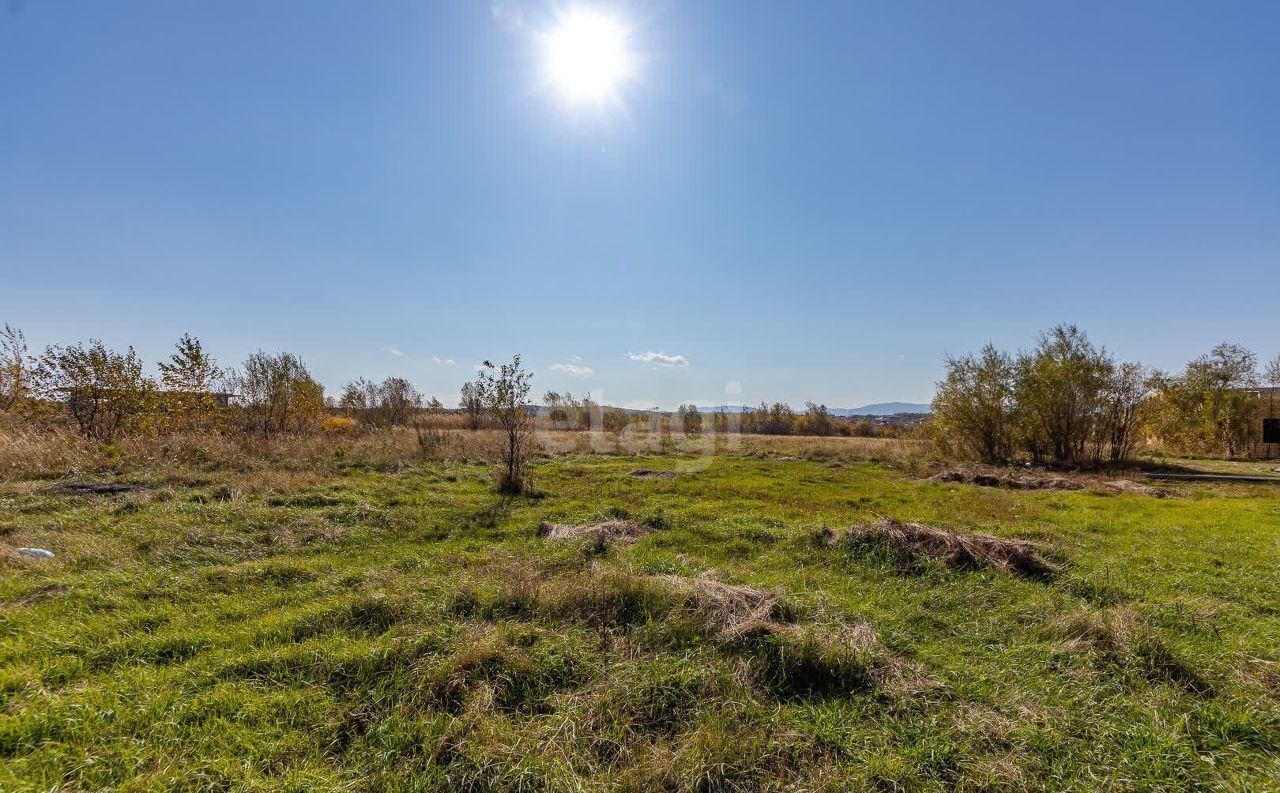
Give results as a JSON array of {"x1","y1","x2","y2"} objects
[{"x1": 2, "y1": 454, "x2": 1278, "y2": 791}]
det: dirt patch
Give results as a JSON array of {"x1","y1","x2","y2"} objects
[
  {"x1": 931, "y1": 467, "x2": 1083, "y2": 491},
  {"x1": 628, "y1": 469, "x2": 677, "y2": 480},
  {"x1": 539, "y1": 519, "x2": 653, "y2": 546},
  {"x1": 3, "y1": 583, "x2": 69, "y2": 607},
  {"x1": 59, "y1": 481, "x2": 145, "y2": 495},
  {"x1": 831, "y1": 518, "x2": 1059, "y2": 579},
  {"x1": 933, "y1": 466, "x2": 1174, "y2": 497},
  {"x1": 1101, "y1": 479, "x2": 1169, "y2": 498}
]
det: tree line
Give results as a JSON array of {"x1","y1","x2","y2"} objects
[
  {"x1": 0, "y1": 326, "x2": 458, "y2": 441},
  {"x1": 6, "y1": 321, "x2": 1275, "y2": 468},
  {"x1": 0, "y1": 324, "x2": 541, "y2": 492},
  {"x1": 0, "y1": 327, "x2": 333, "y2": 441},
  {"x1": 932, "y1": 324, "x2": 1279, "y2": 464}
]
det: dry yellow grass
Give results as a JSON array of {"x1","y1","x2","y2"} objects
[{"x1": 0, "y1": 425, "x2": 928, "y2": 482}]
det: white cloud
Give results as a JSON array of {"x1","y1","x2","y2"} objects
[
  {"x1": 389, "y1": 348, "x2": 405, "y2": 357},
  {"x1": 432, "y1": 356, "x2": 456, "y2": 366},
  {"x1": 550, "y1": 362, "x2": 593, "y2": 378},
  {"x1": 627, "y1": 351, "x2": 690, "y2": 369}
]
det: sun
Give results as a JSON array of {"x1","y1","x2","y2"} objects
[{"x1": 541, "y1": 9, "x2": 635, "y2": 103}]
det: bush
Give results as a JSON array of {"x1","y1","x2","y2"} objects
[
  {"x1": 1147, "y1": 343, "x2": 1261, "y2": 457},
  {"x1": 339, "y1": 377, "x2": 422, "y2": 428},
  {"x1": 471, "y1": 355, "x2": 533, "y2": 494},
  {"x1": 932, "y1": 326, "x2": 1153, "y2": 465},
  {"x1": 231, "y1": 351, "x2": 325, "y2": 437},
  {"x1": 34, "y1": 340, "x2": 157, "y2": 441},
  {"x1": 322, "y1": 416, "x2": 355, "y2": 433}
]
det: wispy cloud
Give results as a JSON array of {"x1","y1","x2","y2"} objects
[
  {"x1": 627, "y1": 351, "x2": 690, "y2": 369},
  {"x1": 550, "y1": 362, "x2": 593, "y2": 378},
  {"x1": 388, "y1": 348, "x2": 405, "y2": 357},
  {"x1": 432, "y1": 356, "x2": 456, "y2": 366}
]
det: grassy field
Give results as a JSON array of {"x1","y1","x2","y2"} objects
[{"x1": 2, "y1": 437, "x2": 1278, "y2": 791}]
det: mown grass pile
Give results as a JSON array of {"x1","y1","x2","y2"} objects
[{"x1": 2, "y1": 448, "x2": 1279, "y2": 790}]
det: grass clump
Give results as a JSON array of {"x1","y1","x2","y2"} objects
[
  {"x1": 1051, "y1": 606, "x2": 1213, "y2": 693},
  {"x1": 735, "y1": 625, "x2": 877, "y2": 698},
  {"x1": 419, "y1": 626, "x2": 591, "y2": 714},
  {"x1": 829, "y1": 517, "x2": 1060, "y2": 579}
]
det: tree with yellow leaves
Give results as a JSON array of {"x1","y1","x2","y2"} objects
[{"x1": 158, "y1": 334, "x2": 226, "y2": 432}]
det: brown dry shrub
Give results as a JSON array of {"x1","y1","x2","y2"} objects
[{"x1": 832, "y1": 518, "x2": 1059, "y2": 579}]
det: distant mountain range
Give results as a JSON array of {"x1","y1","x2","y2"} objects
[{"x1": 697, "y1": 402, "x2": 931, "y2": 416}]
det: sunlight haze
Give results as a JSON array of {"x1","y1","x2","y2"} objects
[{"x1": 2, "y1": 1, "x2": 1277, "y2": 409}]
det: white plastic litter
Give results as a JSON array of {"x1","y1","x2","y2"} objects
[{"x1": 16, "y1": 548, "x2": 55, "y2": 559}]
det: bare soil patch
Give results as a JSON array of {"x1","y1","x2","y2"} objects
[
  {"x1": 932, "y1": 465, "x2": 1176, "y2": 497},
  {"x1": 3, "y1": 583, "x2": 69, "y2": 607},
  {"x1": 628, "y1": 469, "x2": 677, "y2": 480},
  {"x1": 59, "y1": 481, "x2": 145, "y2": 495},
  {"x1": 1101, "y1": 479, "x2": 1169, "y2": 497},
  {"x1": 931, "y1": 466, "x2": 1083, "y2": 491},
  {"x1": 539, "y1": 519, "x2": 653, "y2": 546},
  {"x1": 831, "y1": 518, "x2": 1059, "y2": 579}
]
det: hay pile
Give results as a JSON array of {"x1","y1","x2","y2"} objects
[
  {"x1": 656, "y1": 574, "x2": 791, "y2": 641},
  {"x1": 833, "y1": 518, "x2": 1059, "y2": 579},
  {"x1": 539, "y1": 519, "x2": 653, "y2": 546}
]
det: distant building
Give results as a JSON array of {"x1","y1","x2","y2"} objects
[
  {"x1": 162, "y1": 390, "x2": 239, "y2": 408},
  {"x1": 1249, "y1": 387, "x2": 1280, "y2": 459},
  {"x1": 56, "y1": 388, "x2": 239, "y2": 410}
]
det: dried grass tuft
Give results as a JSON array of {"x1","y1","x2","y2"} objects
[
  {"x1": 60, "y1": 481, "x2": 144, "y2": 495},
  {"x1": 834, "y1": 518, "x2": 1059, "y2": 579},
  {"x1": 655, "y1": 574, "x2": 791, "y2": 641},
  {"x1": 3, "y1": 583, "x2": 69, "y2": 607},
  {"x1": 1051, "y1": 606, "x2": 1210, "y2": 692},
  {"x1": 539, "y1": 519, "x2": 654, "y2": 547}
]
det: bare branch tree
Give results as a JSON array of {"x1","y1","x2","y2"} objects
[
  {"x1": 473, "y1": 354, "x2": 533, "y2": 494},
  {"x1": 36, "y1": 340, "x2": 157, "y2": 441},
  {"x1": 459, "y1": 381, "x2": 484, "y2": 431},
  {"x1": 0, "y1": 323, "x2": 31, "y2": 412},
  {"x1": 231, "y1": 351, "x2": 324, "y2": 437}
]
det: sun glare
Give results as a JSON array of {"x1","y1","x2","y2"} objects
[{"x1": 542, "y1": 10, "x2": 634, "y2": 103}]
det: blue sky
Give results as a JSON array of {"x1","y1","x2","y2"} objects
[{"x1": 2, "y1": 1, "x2": 1277, "y2": 409}]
